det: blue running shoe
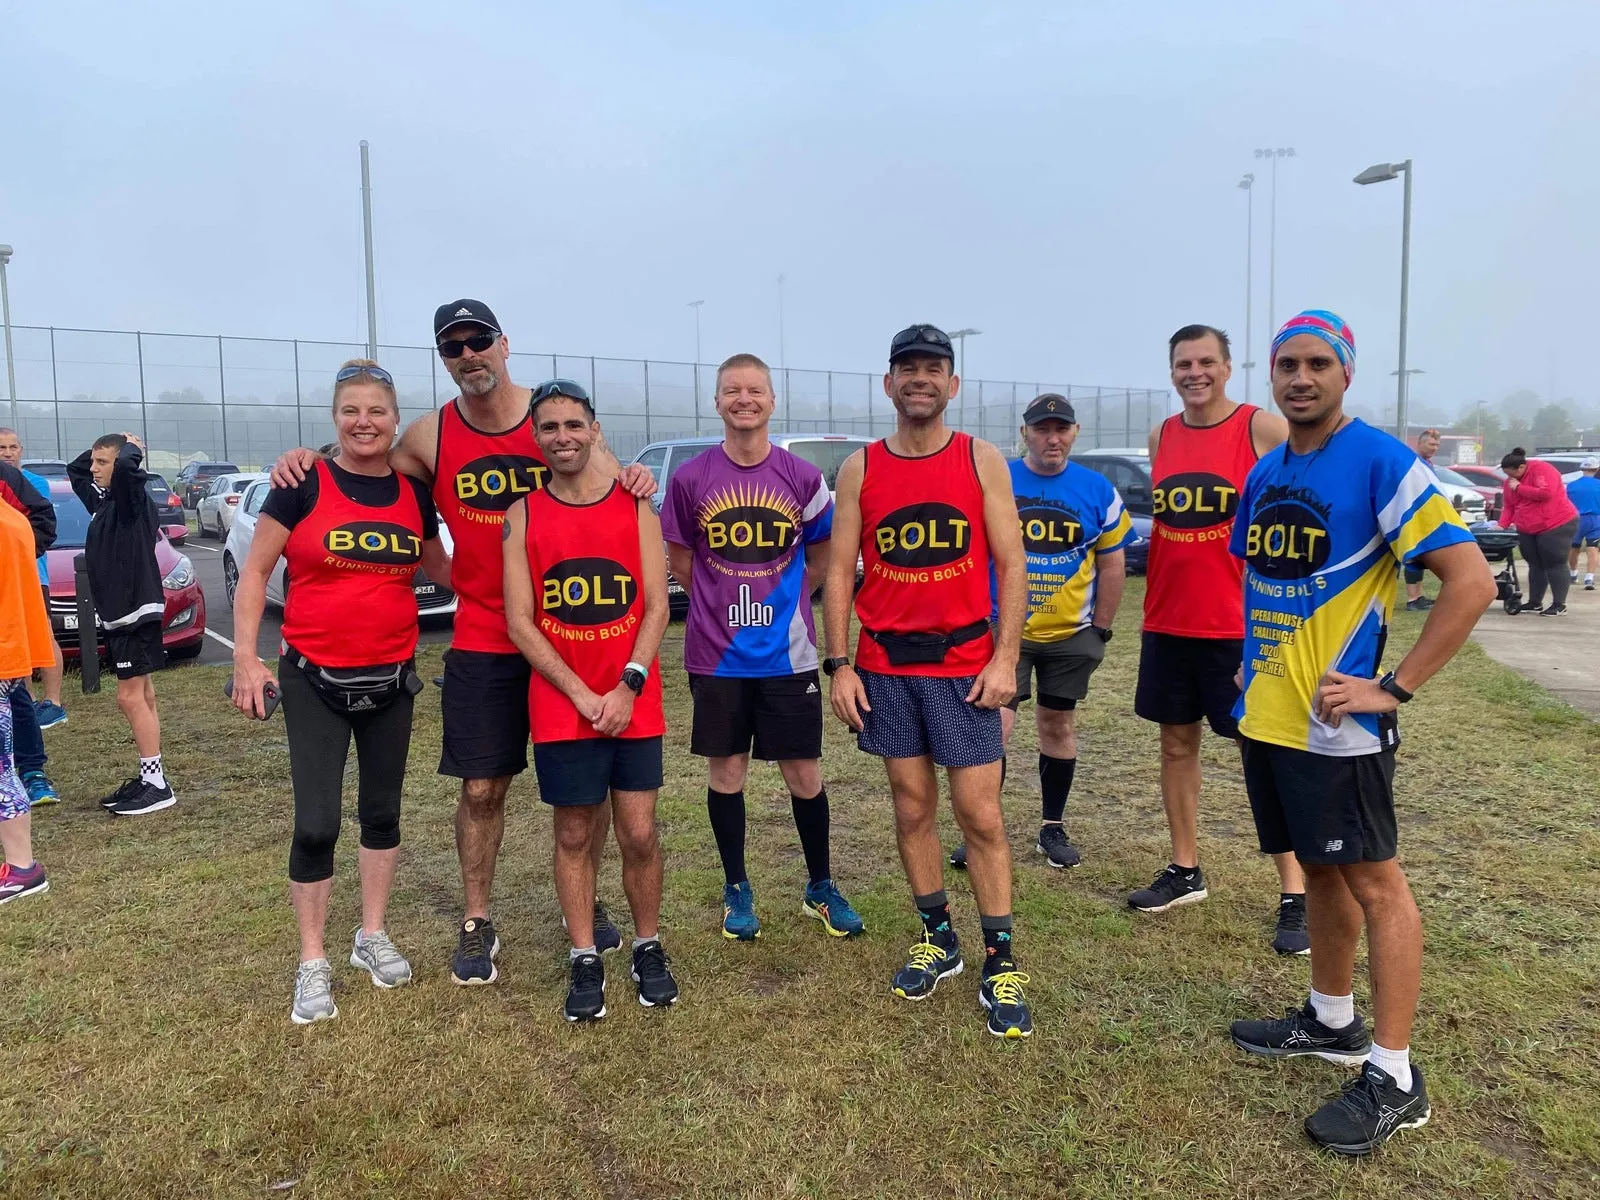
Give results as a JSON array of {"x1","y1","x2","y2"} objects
[
  {"x1": 22, "y1": 771, "x2": 60, "y2": 807},
  {"x1": 801, "y1": 879, "x2": 865, "y2": 937},
  {"x1": 35, "y1": 701, "x2": 68, "y2": 731},
  {"x1": 721, "y1": 881, "x2": 761, "y2": 941}
]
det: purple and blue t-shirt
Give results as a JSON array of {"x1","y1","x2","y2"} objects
[{"x1": 661, "y1": 444, "x2": 834, "y2": 678}]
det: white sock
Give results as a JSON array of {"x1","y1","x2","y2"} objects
[
  {"x1": 569, "y1": 945, "x2": 597, "y2": 961},
  {"x1": 1368, "y1": 1043, "x2": 1413, "y2": 1092},
  {"x1": 633, "y1": 935, "x2": 660, "y2": 951},
  {"x1": 139, "y1": 755, "x2": 166, "y2": 789},
  {"x1": 1309, "y1": 988, "x2": 1355, "y2": 1029},
  {"x1": 1586, "y1": 574, "x2": 1595, "y2": 585}
]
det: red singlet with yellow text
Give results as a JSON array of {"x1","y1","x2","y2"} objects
[
  {"x1": 854, "y1": 432, "x2": 994, "y2": 677},
  {"x1": 1144, "y1": 403, "x2": 1260, "y2": 638},
  {"x1": 282, "y1": 461, "x2": 424, "y2": 667},
  {"x1": 432, "y1": 399, "x2": 551, "y2": 653},
  {"x1": 525, "y1": 483, "x2": 665, "y2": 743}
]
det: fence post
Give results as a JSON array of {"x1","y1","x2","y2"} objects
[
  {"x1": 293, "y1": 339, "x2": 303, "y2": 449},
  {"x1": 49, "y1": 326, "x2": 61, "y2": 457},
  {"x1": 784, "y1": 368, "x2": 792, "y2": 431},
  {"x1": 217, "y1": 335, "x2": 229, "y2": 461},
  {"x1": 429, "y1": 346, "x2": 438, "y2": 409},
  {"x1": 1123, "y1": 389, "x2": 1132, "y2": 445},
  {"x1": 135, "y1": 332, "x2": 149, "y2": 450},
  {"x1": 642, "y1": 358, "x2": 652, "y2": 444},
  {"x1": 1094, "y1": 387, "x2": 1102, "y2": 450},
  {"x1": 589, "y1": 356, "x2": 597, "y2": 403},
  {"x1": 827, "y1": 371, "x2": 834, "y2": 429}
]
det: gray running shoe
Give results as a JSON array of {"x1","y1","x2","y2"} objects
[
  {"x1": 291, "y1": 958, "x2": 338, "y2": 1025},
  {"x1": 350, "y1": 928, "x2": 413, "y2": 988}
]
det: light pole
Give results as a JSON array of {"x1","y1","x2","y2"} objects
[
  {"x1": 1237, "y1": 174, "x2": 1255, "y2": 403},
  {"x1": 1355, "y1": 159, "x2": 1414, "y2": 438},
  {"x1": 688, "y1": 299, "x2": 705, "y2": 428},
  {"x1": 1253, "y1": 147, "x2": 1295, "y2": 341},
  {"x1": 359, "y1": 141, "x2": 377, "y2": 359},
  {"x1": 776, "y1": 273, "x2": 787, "y2": 420},
  {"x1": 0, "y1": 244, "x2": 15, "y2": 430},
  {"x1": 949, "y1": 329, "x2": 981, "y2": 432},
  {"x1": 1390, "y1": 368, "x2": 1425, "y2": 439}
]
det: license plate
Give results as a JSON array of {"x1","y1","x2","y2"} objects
[
  {"x1": 415, "y1": 585, "x2": 436, "y2": 597},
  {"x1": 62, "y1": 613, "x2": 78, "y2": 631}
]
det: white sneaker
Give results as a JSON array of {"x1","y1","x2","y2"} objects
[
  {"x1": 350, "y1": 928, "x2": 413, "y2": 988},
  {"x1": 292, "y1": 958, "x2": 338, "y2": 1024},
  {"x1": 1586, "y1": 574, "x2": 1595, "y2": 590}
]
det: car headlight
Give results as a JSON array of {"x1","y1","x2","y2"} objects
[{"x1": 162, "y1": 556, "x2": 196, "y2": 590}]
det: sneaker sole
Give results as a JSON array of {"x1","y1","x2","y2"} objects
[
  {"x1": 451, "y1": 935, "x2": 501, "y2": 985},
  {"x1": 721, "y1": 919, "x2": 761, "y2": 941},
  {"x1": 112, "y1": 795, "x2": 177, "y2": 816},
  {"x1": 0, "y1": 879, "x2": 49, "y2": 905},
  {"x1": 892, "y1": 958, "x2": 963, "y2": 1001},
  {"x1": 632, "y1": 979, "x2": 679, "y2": 1008},
  {"x1": 1129, "y1": 887, "x2": 1208, "y2": 914},
  {"x1": 1310, "y1": 1109, "x2": 1430, "y2": 1156},
  {"x1": 800, "y1": 900, "x2": 864, "y2": 938},
  {"x1": 1230, "y1": 1034, "x2": 1371, "y2": 1067},
  {"x1": 564, "y1": 1004, "x2": 607, "y2": 1021},
  {"x1": 978, "y1": 991, "x2": 1033, "y2": 1039},
  {"x1": 349, "y1": 951, "x2": 412, "y2": 989},
  {"x1": 1035, "y1": 843, "x2": 1081, "y2": 870},
  {"x1": 1273, "y1": 943, "x2": 1313, "y2": 957},
  {"x1": 290, "y1": 1003, "x2": 338, "y2": 1025},
  {"x1": 949, "y1": 855, "x2": 968, "y2": 871},
  {"x1": 38, "y1": 717, "x2": 67, "y2": 730},
  {"x1": 28, "y1": 795, "x2": 60, "y2": 806}
]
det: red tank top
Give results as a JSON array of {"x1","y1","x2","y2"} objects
[
  {"x1": 525, "y1": 483, "x2": 665, "y2": 743},
  {"x1": 432, "y1": 399, "x2": 551, "y2": 653},
  {"x1": 854, "y1": 432, "x2": 994, "y2": 677},
  {"x1": 282, "y1": 461, "x2": 424, "y2": 667},
  {"x1": 1144, "y1": 403, "x2": 1260, "y2": 638}
]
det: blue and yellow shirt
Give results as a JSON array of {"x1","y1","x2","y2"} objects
[
  {"x1": 994, "y1": 459, "x2": 1134, "y2": 643},
  {"x1": 1229, "y1": 419, "x2": 1473, "y2": 755}
]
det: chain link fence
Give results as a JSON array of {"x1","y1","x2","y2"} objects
[{"x1": 1, "y1": 325, "x2": 1174, "y2": 473}]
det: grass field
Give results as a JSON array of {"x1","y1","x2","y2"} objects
[{"x1": 3, "y1": 582, "x2": 1599, "y2": 1199}]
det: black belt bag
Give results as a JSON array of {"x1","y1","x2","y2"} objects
[
  {"x1": 864, "y1": 619, "x2": 990, "y2": 667},
  {"x1": 284, "y1": 645, "x2": 423, "y2": 716}
]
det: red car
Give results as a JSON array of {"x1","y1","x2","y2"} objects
[
  {"x1": 146, "y1": 474, "x2": 189, "y2": 544},
  {"x1": 45, "y1": 482, "x2": 206, "y2": 663},
  {"x1": 1446, "y1": 463, "x2": 1506, "y2": 521}
]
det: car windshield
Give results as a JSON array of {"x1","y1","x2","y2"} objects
[
  {"x1": 49, "y1": 491, "x2": 93, "y2": 549},
  {"x1": 784, "y1": 439, "x2": 865, "y2": 489},
  {"x1": 1432, "y1": 466, "x2": 1478, "y2": 488}
]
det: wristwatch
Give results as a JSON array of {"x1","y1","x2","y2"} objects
[
  {"x1": 1092, "y1": 626, "x2": 1114, "y2": 644},
  {"x1": 1377, "y1": 671, "x2": 1413, "y2": 703},
  {"x1": 621, "y1": 663, "x2": 647, "y2": 696},
  {"x1": 823, "y1": 656, "x2": 851, "y2": 677}
]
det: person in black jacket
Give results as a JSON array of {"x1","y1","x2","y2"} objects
[{"x1": 67, "y1": 433, "x2": 176, "y2": 816}]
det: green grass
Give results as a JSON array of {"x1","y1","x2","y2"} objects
[{"x1": 4, "y1": 581, "x2": 1599, "y2": 1198}]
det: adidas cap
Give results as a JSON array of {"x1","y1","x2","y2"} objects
[{"x1": 433, "y1": 298, "x2": 502, "y2": 342}]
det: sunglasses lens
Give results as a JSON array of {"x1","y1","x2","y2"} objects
[
  {"x1": 467, "y1": 333, "x2": 496, "y2": 352},
  {"x1": 439, "y1": 332, "x2": 497, "y2": 358},
  {"x1": 439, "y1": 340, "x2": 465, "y2": 359}
]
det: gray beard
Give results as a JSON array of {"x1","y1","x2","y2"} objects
[{"x1": 459, "y1": 368, "x2": 499, "y2": 397}]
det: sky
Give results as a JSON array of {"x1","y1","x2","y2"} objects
[{"x1": 4, "y1": 0, "x2": 1598, "y2": 424}]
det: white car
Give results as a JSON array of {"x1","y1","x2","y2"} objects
[
  {"x1": 222, "y1": 477, "x2": 457, "y2": 617},
  {"x1": 196, "y1": 472, "x2": 267, "y2": 539}
]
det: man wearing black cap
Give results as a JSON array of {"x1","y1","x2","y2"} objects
[
  {"x1": 272, "y1": 299, "x2": 654, "y2": 987},
  {"x1": 823, "y1": 324, "x2": 1034, "y2": 1038},
  {"x1": 948, "y1": 394, "x2": 1133, "y2": 872}
]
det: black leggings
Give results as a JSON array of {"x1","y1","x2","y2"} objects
[
  {"x1": 281, "y1": 657, "x2": 414, "y2": 883},
  {"x1": 1518, "y1": 520, "x2": 1578, "y2": 610}
]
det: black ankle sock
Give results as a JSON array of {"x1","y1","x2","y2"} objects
[
  {"x1": 980, "y1": 914, "x2": 1015, "y2": 974},
  {"x1": 1039, "y1": 754, "x2": 1076, "y2": 824},
  {"x1": 707, "y1": 788, "x2": 747, "y2": 886},
  {"x1": 791, "y1": 789, "x2": 831, "y2": 885},
  {"x1": 914, "y1": 890, "x2": 952, "y2": 936}
]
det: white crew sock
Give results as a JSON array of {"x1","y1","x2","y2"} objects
[
  {"x1": 1309, "y1": 988, "x2": 1355, "y2": 1029},
  {"x1": 1368, "y1": 1043, "x2": 1413, "y2": 1092},
  {"x1": 569, "y1": 945, "x2": 597, "y2": 961},
  {"x1": 139, "y1": 754, "x2": 166, "y2": 789},
  {"x1": 1586, "y1": 573, "x2": 1595, "y2": 586}
]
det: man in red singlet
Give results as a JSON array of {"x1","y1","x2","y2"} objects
[
  {"x1": 271, "y1": 299, "x2": 654, "y2": 987},
  {"x1": 824, "y1": 324, "x2": 1034, "y2": 1039},
  {"x1": 1129, "y1": 324, "x2": 1308, "y2": 954}
]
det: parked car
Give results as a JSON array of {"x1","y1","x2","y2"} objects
[
  {"x1": 196, "y1": 472, "x2": 266, "y2": 539},
  {"x1": 1532, "y1": 448, "x2": 1592, "y2": 483},
  {"x1": 44, "y1": 482, "x2": 206, "y2": 662},
  {"x1": 175, "y1": 459, "x2": 239, "y2": 508},
  {"x1": 1124, "y1": 514, "x2": 1151, "y2": 575},
  {"x1": 1432, "y1": 463, "x2": 1500, "y2": 521},
  {"x1": 1069, "y1": 447, "x2": 1156, "y2": 517},
  {"x1": 1422, "y1": 467, "x2": 1488, "y2": 523},
  {"x1": 145, "y1": 473, "x2": 188, "y2": 543},
  {"x1": 19, "y1": 457, "x2": 68, "y2": 479},
  {"x1": 222, "y1": 477, "x2": 457, "y2": 617}
]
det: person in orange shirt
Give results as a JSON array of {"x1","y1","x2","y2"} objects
[{"x1": 0, "y1": 498, "x2": 56, "y2": 903}]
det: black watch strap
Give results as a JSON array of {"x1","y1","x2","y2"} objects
[
  {"x1": 823, "y1": 656, "x2": 850, "y2": 676},
  {"x1": 621, "y1": 667, "x2": 646, "y2": 695},
  {"x1": 1378, "y1": 671, "x2": 1413, "y2": 703}
]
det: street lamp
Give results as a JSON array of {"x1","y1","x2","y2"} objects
[
  {"x1": 1253, "y1": 147, "x2": 1295, "y2": 339},
  {"x1": 948, "y1": 328, "x2": 981, "y2": 431},
  {"x1": 0, "y1": 244, "x2": 16, "y2": 430},
  {"x1": 1237, "y1": 175, "x2": 1256, "y2": 403},
  {"x1": 1390, "y1": 367, "x2": 1425, "y2": 438},
  {"x1": 1355, "y1": 159, "x2": 1414, "y2": 438},
  {"x1": 688, "y1": 299, "x2": 705, "y2": 428}
]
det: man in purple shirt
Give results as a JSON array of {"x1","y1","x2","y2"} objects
[{"x1": 662, "y1": 353, "x2": 864, "y2": 942}]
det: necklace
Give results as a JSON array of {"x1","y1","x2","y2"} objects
[{"x1": 1278, "y1": 415, "x2": 1350, "y2": 493}]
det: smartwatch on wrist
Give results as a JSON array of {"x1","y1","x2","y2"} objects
[
  {"x1": 621, "y1": 661, "x2": 648, "y2": 696},
  {"x1": 1092, "y1": 625, "x2": 1114, "y2": 644},
  {"x1": 823, "y1": 656, "x2": 851, "y2": 677},
  {"x1": 1377, "y1": 671, "x2": 1413, "y2": 703}
]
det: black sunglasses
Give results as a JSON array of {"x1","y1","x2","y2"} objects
[
  {"x1": 437, "y1": 332, "x2": 499, "y2": 359},
  {"x1": 531, "y1": 378, "x2": 591, "y2": 404},
  {"x1": 334, "y1": 364, "x2": 395, "y2": 387},
  {"x1": 891, "y1": 325, "x2": 953, "y2": 351}
]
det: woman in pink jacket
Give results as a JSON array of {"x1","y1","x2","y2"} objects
[{"x1": 1499, "y1": 447, "x2": 1580, "y2": 615}]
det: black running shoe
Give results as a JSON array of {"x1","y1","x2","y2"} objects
[
  {"x1": 1404, "y1": 597, "x2": 1434, "y2": 611},
  {"x1": 100, "y1": 776, "x2": 142, "y2": 810},
  {"x1": 631, "y1": 939, "x2": 679, "y2": 1008},
  {"x1": 593, "y1": 901, "x2": 623, "y2": 954},
  {"x1": 949, "y1": 843, "x2": 968, "y2": 870},
  {"x1": 451, "y1": 917, "x2": 500, "y2": 986},
  {"x1": 979, "y1": 969, "x2": 1034, "y2": 1039},
  {"x1": 1539, "y1": 603, "x2": 1567, "y2": 616},
  {"x1": 109, "y1": 781, "x2": 176, "y2": 816},
  {"x1": 1305, "y1": 1061, "x2": 1430, "y2": 1156},
  {"x1": 1272, "y1": 894, "x2": 1311, "y2": 956},
  {"x1": 1128, "y1": 864, "x2": 1207, "y2": 912},
  {"x1": 564, "y1": 952, "x2": 606, "y2": 1022},
  {"x1": 1230, "y1": 1001, "x2": 1372, "y2": 1066},
  {"x1": 891, "y1": 930, "x2": 963, "y2": 1000},
  {"x1": 1036, "y1": 824, "x2": 1082, "y2": 869}
]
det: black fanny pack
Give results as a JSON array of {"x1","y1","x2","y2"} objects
[
  {"x1": 864, "y1": 619, "x2": 990, "y2": 667},
  {"x1": 284, "y1": 645, "x2": 424, "y2": 715}
]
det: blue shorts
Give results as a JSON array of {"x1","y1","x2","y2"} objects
[
  {"x1": 533, "y1": 736, "x2": 664, "y2": 806},
  {"x1": 1573, "y1": 515, "x2": 1600, "y2": 549},
  {"x1": 855, "y1": 669, "x2": 1003, "y2": 767}
]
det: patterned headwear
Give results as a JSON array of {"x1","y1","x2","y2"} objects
[{"x1": 1270, "y1": 310, "x2": 1356, "y2": 384}]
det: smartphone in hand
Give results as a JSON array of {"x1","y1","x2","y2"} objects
[{"x1": 224, "y1": 678, "x2": 281, "y2": 719}]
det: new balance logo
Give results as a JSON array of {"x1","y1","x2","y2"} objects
[
  {"x1": 1324, "y1": 839, "x2": 1344, "y2": 853},
  {"x1": 726, "y1": 584, "x2": 774, "y2": 629}
]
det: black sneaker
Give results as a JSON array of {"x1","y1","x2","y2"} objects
[
  {"x1": 1230, "y1": 1001, "x2": 1372, "y2": 1066},
  {"x1": 564, "y1": 953, "x2": 606, "y2": 1022},
  {"x1": 949, "y1": 843, "x2": 968, "y2": 870},
  {"x1": 109, "y1": 781, "x2": 177, "y2": 816},
  {"x1": 631, "y1": 939, "x2": 679, "y2": 1008},
  {"x1": 100, "y1": 776, "x2": 142, "y2": 810},
  {"x1": 1127, "y1": 864, "x2": 1207, "y2": 913},
  {"x1": 1305, "y1": 1061, "x2": 1430, "y2": 1156},
  {"x1": 594, "y1": 901, "x2": 623, "y2": 954},
  {"x1": 978, "y1": 969, "x2": 1034, "y2": 1039},
  {"x1": 450, "y1": 917, "x2": 500, "y2": 986},
  {"x1": 891, "y1": 930, "x2": 963, "y2": 1000},
  {"x1": 1539, "y1": 604, "x2": 1567, "y2": 616},
  {"x1": 1035, "y1": 823, "x2": 1082, "y2": 869},
  {"x1": 1272, "y1": 894, "x2": 1311, "y2": 956},
  {"x1": 1404, "y1": 597, "x2": 1434, "y2": 611}
]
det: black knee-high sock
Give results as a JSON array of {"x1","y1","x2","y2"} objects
[
  {"x1": 791, "y1": 789, "x2": 831, "y2": 885},
  {"x1": 707, "y1": 788, "x2": 747, "y2": 886},
  {"x1": 1039, "y1": 754, "x2": 1076, "y2": 824}
]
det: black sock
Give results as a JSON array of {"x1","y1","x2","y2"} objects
[
  {"x1": 707, "y1": 788, "x2": 747, "y2": 886},
  {"x1": 1000, "y1": 755, "x2": 1008, "y2": 788},
  {"x1": 914, "y1": 890, "x2": 952, "y2": 937},
  {"x1": 980, "y1": 914, "x2": 1016, "y2": 974},
  {"x1": 791, "y1": 789, "x2": 831, "y2": 885},
  {"x1": 1039, "y1": 754, "x2": 1076, "y2": 824}
]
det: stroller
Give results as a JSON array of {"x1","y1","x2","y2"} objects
[{"x1": 1470, "y1": 521, "x2": 1524, "y2": 614}]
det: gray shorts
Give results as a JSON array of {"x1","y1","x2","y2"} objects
[
  {"x1": 855, "y1": 669, "x2": 1004, "y2": 768},
  {"x1": 1010, "y1": 626, "x2": 1105, "y2": 711}
]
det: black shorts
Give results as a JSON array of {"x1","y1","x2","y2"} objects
[
  {"x1": 1134, "y1": 631, "x2": 1242, "y2": 738},
  {"x1": 105, "y1": 620, "x2": 165, "y2": 680},
  {"x1": 1242, "y1": 738, "x2": 1398, "y2": 865},
  {"x1": 438, "y1": 649, "x2": 531, "y2": 780},
  {"x1": 856, "y1": 669, "x2": 1004, "y2": 767},
  {"x1": 1010, "y1": 627, "x2": 1104, "y2": 711},
  {"x1": 688, "y1": 672, "x2": 823, "y2": 761},
  {"x1": 533, "y1": 736, "x2": 665, "y2": 806}
]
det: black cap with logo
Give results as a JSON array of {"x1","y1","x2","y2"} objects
[
  {"x1": 888, "y1": 324, "x2": 955, "y2": 365},
  {"x1": 1023, "y1": 393, "x2": 1077, "y2": 426},
  {"x1": 433, "y1": 299, "x2": 502, "y2": 343}
]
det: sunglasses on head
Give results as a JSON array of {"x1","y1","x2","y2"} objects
[
  {"x1": 531, "y1": 378, "x2": 591, "y2": 404},
  {"x1": 891, "y1": 325, "x2": 953, "y2": 352},
  {"x1": 437, "y1": 331, "x2": 499, "y2": 359},
  {"x1": 334, "y1": 364, "x2": 395, "y2": 387}
]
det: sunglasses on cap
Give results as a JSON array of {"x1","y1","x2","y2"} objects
[
  {"x1": 531, "y1": 378, "x2": 591, "y2": 404},
  {"x1": 437, "y1": 332, "x2": 499, "y2": 359},
  {"x1": 890, "y1": 325, "x2": 953, "y2": 353},
  {"x1": 334, "y1": 364, "x2": 395, "y2": 387}
]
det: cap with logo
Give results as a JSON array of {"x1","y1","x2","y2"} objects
[
  {"x1": 433, "y1": 299, "x2": 502, "y2": 342},
  {"x1": 1023, "y1": 393, "x2": 1077, "y2": 426},
  {"x1": 1582, "y1": 456, "x2": 1599, "y2": 471},
  {"x1": 888, "y1": 324, "x2": 955, "y2": 365}
]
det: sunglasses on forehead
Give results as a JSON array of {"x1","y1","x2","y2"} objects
[
  {"x1": 334, "y1": 364, "x2": 395, "y2": 387},
  {"x1": 531, "y1": 378, "x2": 591, "y2": 404},
  {"x1": 891, "y1": 325, "x2": 953, "y2": 351},
  {"x1": 437, "y1": 332, "x2": 499, "y2": 359}
]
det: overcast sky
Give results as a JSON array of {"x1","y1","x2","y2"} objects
[{"x1": 4, "y1": 1, "x2": 1597, "y2": 421}]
